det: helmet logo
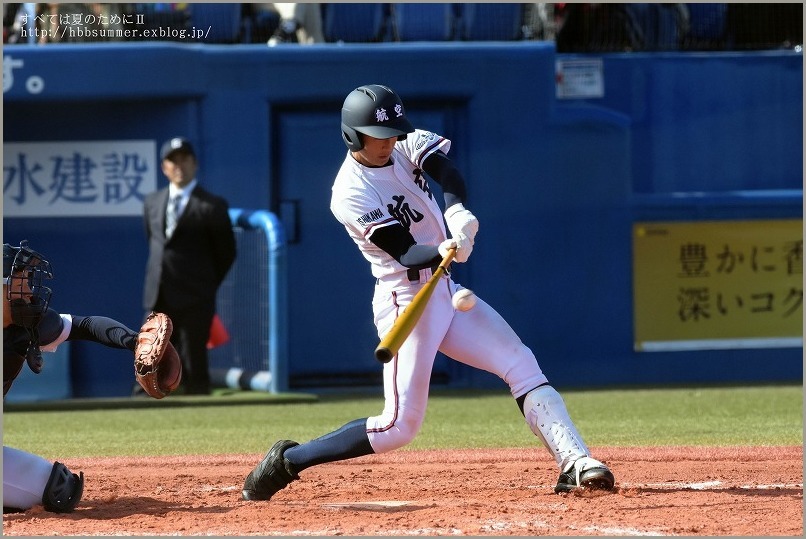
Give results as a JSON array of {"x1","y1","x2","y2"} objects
[
  {"x1": 374, "y1": 108, "x2": 390, "y2": 123},
  {"x1": 374, "y1": 103, "x2": 405, "y2": 124}
]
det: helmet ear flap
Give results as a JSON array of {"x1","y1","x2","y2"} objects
[{"x1": 341, "y1": 125, "x2": 363, "y2": 152}]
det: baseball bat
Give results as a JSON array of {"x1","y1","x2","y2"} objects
[{"x1": 374, "y1": 248, "x2": 456, "y2": 363}]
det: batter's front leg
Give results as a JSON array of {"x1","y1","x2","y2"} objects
[{"x1": 368, "y1": 281, "x2": 453, "y2": 454}]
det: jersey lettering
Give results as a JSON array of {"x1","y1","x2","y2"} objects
[
  {"x1": 412, "y1": 168, "x2": 433, "y2": 200},
  {"x1": 357, "y1": 208, "x2": 384, "y2": 227},
  {"x1": 387, "y1": 195, "x2": 423, "y2": 230}
]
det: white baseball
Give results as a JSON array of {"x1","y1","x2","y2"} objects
[{"x1": 452, "y1": 289, "x2": 477, "y2": 312}]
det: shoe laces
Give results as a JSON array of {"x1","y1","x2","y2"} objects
[{"x1": 566, "y1": 456, "x2": 607, "y2": 479}]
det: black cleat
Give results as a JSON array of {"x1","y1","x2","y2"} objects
[
  {"x1": 242, "y1": 440, "x2": 300, "y2": 501},
  {"x1": 555, "y1": 456, "x2": 614, "y2": 493}
]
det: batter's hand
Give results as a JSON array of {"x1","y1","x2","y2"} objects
[
  {"x1": 439, "y1": 236, "x2": 472, "y2": 263},
  {"x1": 444, "y1": 203, "x2": 479, "y2": 245}
]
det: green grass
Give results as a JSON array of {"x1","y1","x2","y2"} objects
[{"x1": 3, "y1": 384, "x2": 801, "y2": 460}]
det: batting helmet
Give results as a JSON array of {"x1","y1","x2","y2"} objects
[
  {"x1": 341, "y1": 84, "x2": 415, "y2": 152},
  {"x1": 3, "y1": 240, "x2": 53, "y2": 330}
]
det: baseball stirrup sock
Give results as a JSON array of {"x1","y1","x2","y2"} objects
[
  {"x1": 284, "y1": 418, "x2": 373, "y2": 472},
  {"x1": 523, "y1": 385, "x2": 591, "y2": 470}
]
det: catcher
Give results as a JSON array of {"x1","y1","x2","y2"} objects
[{"x1": 3, "y1": 240, "x2": 181, "y2": 514}]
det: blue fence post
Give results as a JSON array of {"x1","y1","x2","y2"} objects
[{"x1": 228, "y1": 208, "x2": 289, "y2": 393}]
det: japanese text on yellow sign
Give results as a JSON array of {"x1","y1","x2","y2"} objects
[{"x1": 633, "y1": 219, "x2": 803, "y2": 351}]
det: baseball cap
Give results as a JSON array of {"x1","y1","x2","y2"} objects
[{"x1": 160, "y1": 137, "x2": 196, "y2": 161}]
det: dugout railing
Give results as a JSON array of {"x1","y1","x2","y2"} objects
[{"x1": 208, "y1": 208, "x2": 289, "y2": 393}]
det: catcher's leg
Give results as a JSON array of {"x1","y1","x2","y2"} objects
[
  {"x1": 41, "y1": 461, "x2": 85, "y2": 512},
  {"x1": 3, "y1": 446, "x2": 54, "y2": 512},
  {"x1": 5, "y1": 447, "x2": 86, "y2": 514},
  {"x1": 521, "y1": 385, "x2": 614, "y2": 493}
]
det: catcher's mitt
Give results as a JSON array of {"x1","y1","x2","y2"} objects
[{"x1": 134, "y1": 312, "x2": 182, "y2": 399}]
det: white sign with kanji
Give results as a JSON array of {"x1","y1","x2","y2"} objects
[{"x1": 4, "y1": 140, "x2": 157, "y2": 217}]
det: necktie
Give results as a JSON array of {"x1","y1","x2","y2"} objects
[{"x1": 166, "y1": 194, "x2": 182, "y2": 238}]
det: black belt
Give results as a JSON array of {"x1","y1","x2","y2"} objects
[{"x1": 407, "y1": 263, "x2": 441, "y2": 282}]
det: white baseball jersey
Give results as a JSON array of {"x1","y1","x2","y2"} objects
[
  {"x1": 331, "y1": 129, "x2": 451, "y2": 280},
  {"x1": 329, "y1": 128, "x2": 550, "y2": 456}
]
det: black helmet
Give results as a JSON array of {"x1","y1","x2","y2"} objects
[
  {"x1": 341, "y1": 84, "x2": 415, "y2": 152},
  {"x1": 3, "y1": 240, "x2": 53, "y2": 329}
]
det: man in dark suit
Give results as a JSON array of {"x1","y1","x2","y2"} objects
[{"x1": 141, "y1": 137, "x2": 236, "y2": 395}]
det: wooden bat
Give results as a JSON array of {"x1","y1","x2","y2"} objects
[{"x1": 374, "y1": 248, "x2": 456, "y2": 363}]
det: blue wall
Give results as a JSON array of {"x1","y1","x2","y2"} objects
[{"x1": 3, "y1": 43, "x2": 801, "y2": 396}]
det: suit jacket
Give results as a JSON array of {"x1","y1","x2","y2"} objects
[{"x1": 142, "y1": 185, "x2": 237, "y2": 312}]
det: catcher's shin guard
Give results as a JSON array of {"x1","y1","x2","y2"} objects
[
  {"x1": 523, "y1": 385, "x2": 591, "y2": 470},
  {"x1": 242, "y1": 440, "x2": 299, "y2": 501},
  {"x1": 42, "y1": 462, "x2": 84, "y2": 513}
]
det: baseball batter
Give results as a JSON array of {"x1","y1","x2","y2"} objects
[
  {"x1": 3, "y1": 241, "x2": 143, "y2": 513},
  {"x1": 242, "y1": 84, "x2": 614, "y2": 501}
]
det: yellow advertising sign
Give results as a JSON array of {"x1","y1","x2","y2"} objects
[{"x1": 633, "y1": 219, "x2": 803, "y2": 351}]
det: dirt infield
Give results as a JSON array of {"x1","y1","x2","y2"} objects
[{"x1": 3, "y1": 446, "x2": 802, "y2": 536}]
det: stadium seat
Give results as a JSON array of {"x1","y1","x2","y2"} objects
[
  {"x1": 392, "y1": 3, "x2": 455, "y2": 42},
  {"x1": 187, "y1": 3, "x2": 242, "y2": 43},
  {"x1": 458, "y1": 3, "x2": 522, "y2": 41},
  {"x1": 322, "y1": 3, "x2": 388, "y2": 43},
  {"x1": 135, "y1": 3, "x2": 189, "y2": 41},
  {"x1": 684, "y1": 3, "x2": 727, "y2": 50},
  {"x1": 624, "y1": 4, "x2": 686, "y2": 51}
]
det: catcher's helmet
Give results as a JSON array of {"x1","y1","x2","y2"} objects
[
  {"x1": 341, "y1": 84, "x2": 415, "y2": 152},
  {"x1": 3, "y1": 240, "x2": 53, "y2": 330}
]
